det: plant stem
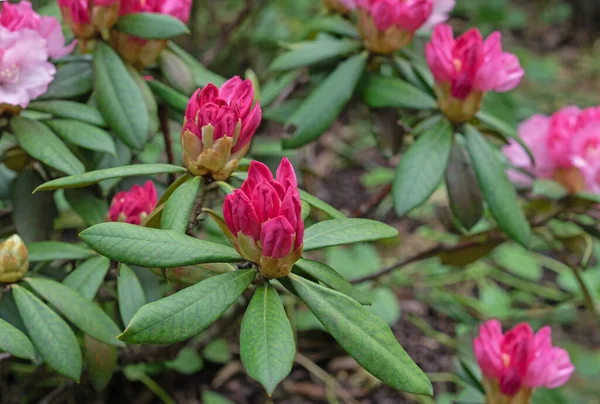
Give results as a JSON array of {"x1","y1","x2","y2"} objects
[
  {"x1": 158, "y1": 104, "x2": 175, "y2": 185},
  {"x1": 186, "y1": 177, "x2": 209, "y2": 234}
]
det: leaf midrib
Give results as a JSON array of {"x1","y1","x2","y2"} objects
[{"x1": 303, "y1": 220, "x2": 394, "y2": 245}]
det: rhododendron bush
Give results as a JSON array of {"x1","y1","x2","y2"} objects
[{"x1": 0, "y1": 0, "x2": 597, "y2": 402}]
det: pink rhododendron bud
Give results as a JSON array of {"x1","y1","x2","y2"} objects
[
  {"x1": 323, "y1": 0, "x2": 355, "y2": 14},
  {"x1": 357, "y1": 0, "x2": 433, "y2": 54},
  {"x1": 181, "y1": 77, "x2": 262, "y2": 180},
  {"x1": 111, "y1": 0, "x2": 192, "y2": 69},
  {"x1": 1, "y1": 1, "x2": 76, "y2": 59},
  {"x1": 426, "y1": 24, "x2": 524, "y2": 123},
  {"x1": 0, "y1": 27, "x2": 56, "y2": 109},
  {"x1": 58, "y1": 0, "x2": 120, "y2": 40},
  {"x1": 0, "y1": 235, "x2": 29, "y2": 283},
  {"x1": 108, "y1": 181, "x2": 158, "y2": 225},
  {"x1": 223, "y1": 158, "x2": 304, "y2": 279},
  {"x1": 473, "y1": 320, "x2": 574, "y2": 401}
]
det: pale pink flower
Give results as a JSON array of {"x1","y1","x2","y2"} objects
[
  {"x1": 420, "y1": 0, "x2": 455, "y2": 31},
  {"x1": 108, "y1": 181, "x2": 158, "y2": 225},
  {"x1": 0, "y1": 27, "x2": 55, "y2": 108},
  {"x1": 223, "y1": 158, "x2": 304, "y2": 279}
]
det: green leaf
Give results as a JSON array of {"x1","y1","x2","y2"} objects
[
  {"x1": 34, "y1": 164, "x2": 186, "y2": 192},
  {"x1": 270, "y1": 39, "x2": 360, "y2": 71},
  {"x1": 445, "y1": 142, "x2": 484, "y2": 230},
  {"x1": 161, "y1": 176, "x2": 201, "y2": 232},
  {"x1": 464, "y1": 125, "x2": 531, "y2": 246},
  {"x1": 167, "y1": 42, "x2": 226, "y2": 87},
  {"x1": 118, "y1": 269, "x2": 255, "y2": 344},
  {"x1": 84, "y1": 335, "x2": 117, "y2": 392},
  {"x1": 286, "y1": 274, "x2": 432, "y2": 395},
  {"x1": 63, "y1": 256, "x2": 111, "y2": 300},
  {"x1": 165, "y1": 347, "x2": 204, "y2": 375},
  {"x1": 260, "y1": 71, "x2": 298, "y2": 107},
  {"x1": 298, "y1": 189, "x2": 345, "y2": 219},
  {"x1": 360, "y1": 74, "x2": 437, "y2": 110},
  {"x1": 493, "y1": 243, "x2": 542, "y2": 281},
  {"x1": 304, "y1": 15, "x2": 359, "y2": 38},
  {"x1": 146, "y1": 80, "x2": 189, "y2": 112},
  {"x1": 368, "y1": 287, "x2": 401, "y2": 326},
  {"x1": 93, "y1": 42, "x2": 149, "y2": 150},
  {"x1": 28, "y1": 101, "x2": 106, "y2": 127},
  {"x1": 202, "y1": 338, "x2": 232, "y2": 364},
  {"x1": 0, "y1": 317, "x2": 35, "y2": 360},
  {"x1": 46, "y1": 120, "x2": 116, "y2": 155},
  {"x1": 476, "y1": 110, "x2": 535, "y2": 164},
  {"x1": 118, "y1": 265, "x2": 146, "y2": 326},
  {"x1": 240, "y1": 284, "x2": 295, "y2": 395},
  {"x1": 80, "y1": 223, "x2": 241, "y2": 267},
  {"x1": 202, "y1": 391, "x2": 235, "y2": 404},
  {"x1": 283, "y1": 52, "x2": 367, "y2": 149},
  {"x1": 393, "y1": 118, "x2": 453, "y2": 216},
  {"x1": 11, "y1": 117, "x2": 84, "y2": 175},
  {"x1": 303, "y1": 218, "x2": 398, "y2": 251},
  {"x1": 65, "y1": 188, "x2": 109, "y2": 226},
  {"x1": 39, "y1": 62, "x2": 92, "y2": 99},
  {"x1": 28, "y1": 241, "x2": 96, "y2": 262},
  {"x1": 12, "y1": 285, "x2": 82, "y2": 381},
  {"x1": 293, "y1": 259, "x2": 370, "y2": 305},
  {"x1": 24, "y1": 277, "x2": 124, "y2": 347},
  {"x1": 115, "y1": 13, "x2": 189, "y2": 39}
]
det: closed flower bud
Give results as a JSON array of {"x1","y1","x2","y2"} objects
[
  {"x1": 0, "y1": 235, "x2": 29, "y2": 283},
  {"x1": 182, "y1": 77, "x2": 262, "y2": 180},
  {"x1": 108, "y1": 181, "x2": 158, "y2": 225},
  {"x1": 58, "y1": 0, "x2": 120, "y2": 40},
  {"x1": 223, "y1": 158, "x2": 303, "y2": 278},
  {"x1": 426, "y1": 24, "x2": 524, "y2": 123}
]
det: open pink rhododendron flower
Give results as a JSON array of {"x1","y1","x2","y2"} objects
[
  {"x1": 58, "y1": 0, "x2": 120, "y2": 40},
  {"x1": 474, "y1": 320, "x2": 574, "y2": 401},
  {"x1": 181, "y1": 76, "x2": 262, "y2": 180},
  {"x1": 108, "y1": 181, "x2": 158, "y2": 225},
  {"x1": 223, "y1": 158, "x2": 304, "y2": 279},
  {"x1": 426, "y1": 24, "x2": 524, "y2": 122},
  {"x1": 503, "y1": 106, "x2": 600, "y2": 194},
  {"x1": 111, "y1": 0, "x2": 192, "y2": 68}
]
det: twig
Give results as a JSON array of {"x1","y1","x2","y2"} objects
[
  {"x1": 295, "y1": 353, "x2": 360, "y2": 404},
  {"x1": 186, "y1": 177, "x2": 209, "y2": 234},
  {"x1": 566, "y1": 261, "x2": 597, "y2": 317},
  {"x1": 352, "y1": 183, "x2": 392, "y2": 218},
  {"x1": 159, "y1": 104, "x2": 175, "y2": 185}
]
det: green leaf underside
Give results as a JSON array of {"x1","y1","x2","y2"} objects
[
  {"x1": 361, "y1": 74, "x2": 437, "y2": 110},
  {"x1": 293, "y1": 259, "x2": 371, "y2": 305},
  {"x1": 302, "y1": 218, "x2": 399, "y2": 251},
  {"x1": 0, "y1": 317, "x2": 35, "y2": 360},
  {"x1": 28, "y1": 101, "x2": 106, "y2": 127},
  {"x1": 11, "y1": 117, "x2": 84, "y2": 176},
  {"x1": 63, "y1": 256, "x2": 111, "y2": 300},
  {"x1": 393, "y1": 118, "x2": 453, "y2": 217},
  {"x1": 161, "y1": 176, "x2": 201, "y2": 233},
  {"x1": 24, "y1": 278, "x2": 124, "y2": 347},
  {"x1": 115, "y1": 13, "x2": 189, "y2": 39},
  {"x1": 46, "y1": 119, "x2": 116, "y2": 155},
  {"x1": 287, "y1": 274, "x2": 432, "y2": 396},
  {"x1": 298, "y1": 189, "x2": 345, "y2": 219},
  {"x1": 119, "y1": 269, "x2": 256, "y2": 344},
  {"x1": 240, "y1": 284, "x2": 295, "y2": 395},
  {"x1": 28, "y1": 241, "x2": 96, "y2": 262},
  {"x1": 118, "y1": 265, "x2": 147, "y2": 326},
  {"x1": 270, "y1": 39, "x2": 360, "y2": 71},
  {"x1": 464, "y1": 125, "x2": 531, "y2": 247},
  {"x1": 84, "y1": 335, "x2": 118, "y2": 392},
  {"x1": 12, "y1": 285, "x2": 82, "y2": 381},
  {"x1": 34, "y1": 164, "x2": 186, "y2": 192},
  {"x1": 80, "y1": 223, "x2": 241, "y2": 267}
]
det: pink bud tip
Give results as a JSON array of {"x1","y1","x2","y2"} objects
[{"x1": 108, "y1": 181, "x2": 158, "y2": 225}]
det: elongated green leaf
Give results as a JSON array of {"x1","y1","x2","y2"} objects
[
  {"x1": 63, "y1": 256, "x2": 111, "y2": 300},
  {"x1": 464, "y1": 125, "x2": 531, "y2": 246},
  {"x1": 240, "y1": 284, "x2": 295, "y2": 395},
  {"x1": 24, "y1": 278, "x2": 124, "y2": 347},
  {"x1": 28, "y1": 101, "x2": 106, "y2": 127},
  {"x1": 39, "y1": 62, "x2": 92, "y2": 99},
  {"x1": 161, "y1": 176, "x2": 201, "y2": 232},
  {"x1": 28, "y1": 241, "x2": 96, "y2": 262},
  {"x1": 116, "y1": 13, "x2": 189, "y2": 39},
  {"x1": 0, "y1": 317, "x2": 35, "y2": 360},
  {"x1": 260, "y1": 71, "x2": 298, "y2": 107},
  {"x1": 283, "y1": 52, "x2": 367, "y2": 149},
  {"x1": 65, "y1": 188, "x2": 108, "y2": 226},
  {"x1": 84, "y1": 335, "x2": 117, "y2": 392},
  {"x1": 287, "y1": 274, "x2": 432, "y2": 395},
  {"x1": 202, "y1": 391, "x2": 236, "y2": 404},
  {"x1": 34, "y1": 164, "x2": 186, "y2": 192},
  {"x1": 393, "y1": 118, "x2": 453, "y2": 216},
  {"x1": 271, "y1": 39, "x2": 360, "y2": 71},
  {"x1": 361, "y1": 74, "x2": 437, "y2": 110},
  {"x1": 476, "y1": 110, "x2": 534, "y2": 164},
  {"x1": 11, "y1": 117, "x2": 84, "y2": 175},
  {"x1": 168, "y1": 42, "x2": 226, "y2": 87},
  {"x1": 119, "y1": 269, "x2": 255, "y2": 344},
  {"x1": 298, "y1": 189, "x2": 345, "y2": 219},
  {"x1": 94, "y1": 42, "x2": 149, "y2": 150},
  {"x1": 118, "y1": 265, "x2": 146, "y2": 326},
  {"x1": 80, "y1": 223, "x2": 241, "y2": 267},
  {"x1": 304, "y1": 15, "x2": 359, "y2": 38},
  {"x1": 303, "y1": 219, "x2": 398, "y2": 251},
  {"x1": 293, "y1": 259, "x2": 370, "y2": 305},
  {"x1": 147, "y1": 80, "x2": 188, "y2": 112},
  {"x1": 12, "y1": 285, "x2": 82, "y2": 381},
  {"x1": 46, "y1": 120, "x2": 116, "y2": 155}
]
